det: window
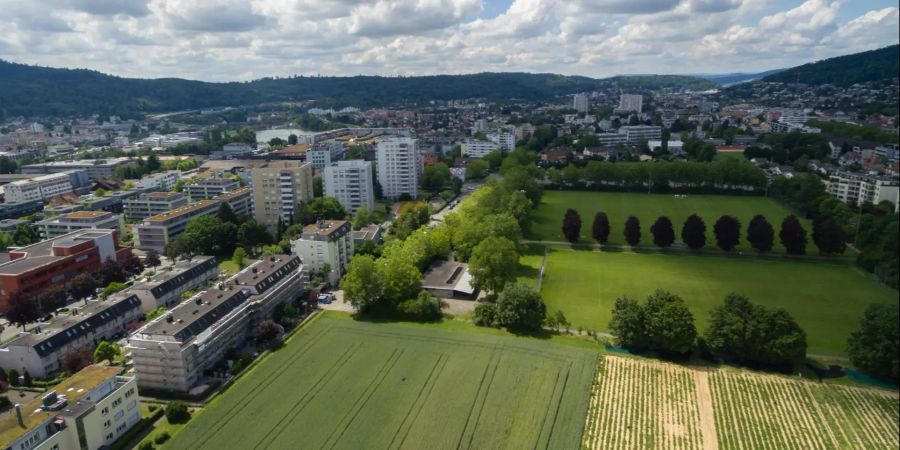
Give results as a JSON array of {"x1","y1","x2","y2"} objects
[
  {"x1": 104, "y1": 419, "x2": 111, "y2": 428},
  {"x1": 101, "y1": 407, "x2": 109, "y2": 415}
]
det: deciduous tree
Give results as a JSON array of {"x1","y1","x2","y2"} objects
[
  {"x1": 340, "y1": 255, "x2": 382, "y2": 312},
  {"x1": 780, "y1": 215, "x2": 807, "y2": 255},
  {"x1": 561, "y1": 208, "x2": 581, "y2": 243},
  {"x1": 62, "y1": 347, "x2": 93, "y2": 373},
  {"x1": 746, "y1": 215, "x2": 774, "y2": 252},
  {"x1": 812, "y1": 215, "x2": 847, "y2": 255},
  {"x1": 681, "y1": 214, "x2": 706, "y2": 249},
  {"x1": 847, "y1": 304, "x2": 899, "y2": 382},
  {"x1": 713, "y1": 215, "x2": 741, "y2": 251},
  {"x1": 624, "y1": 216, "x2": 641, "y2": 247},
  {"x1": 592, "y1": 212, "x2": 610, "y2": 244},
  {"x1": 6, "y1": 296, "x2": 39, "y2": 330},
  {"x1": 650, "y1": 216, "x2": 675, "y2": 248},
  {"x1": 144, "y1": 250, "x2": 162, "y2": 268},
  {"x1": 495, "y1": 283, "x2": 546, "y2": 331},
  {"x1": 469, "y1": 236, "x2": 519, "y2": 296},
  {"x1": 93, "y1": 341, "x2": 121, "y2": 363}
]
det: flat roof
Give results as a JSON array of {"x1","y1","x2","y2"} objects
[
  {"x1": 141, "y1": 288, "x2": 248, "y2": 341},
  {"x1": 273, "y1": 144, "x2": 309, "y2": 154},
  {"x1": 0, "y1": 365, "x2": 120, "y2": 447},
  {"x1": 301, "y1": 220, "x2": 348, "y2": 239},
  {"x1": 421, "y1": 260, "x2": 475, "y2": 295},
  {"x1": 62, "y1": 211, "x2": 112, "y2": 220},
  {"x1": 230, "y1": 255, "x2": 301, "y2": 294},
  {"x1": 0, "y1": 229, "x2": 116, "y2": 275},
  {"x1": 142, "y1": 191, "x2": 185, "y2": 200},
  {"x1": 213, "y1": 187, "x2": 251, "y2": 201},
  {"x1": 144, "y1": 199, "x2": 219, "y2": 223}
]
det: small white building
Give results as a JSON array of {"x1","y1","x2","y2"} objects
[
  {"x1": 292, "y1": 220, "x2": 353, "y2": 286},
  {"x1": 461, "y1": 140, "x2": 500, "y2": 158}
]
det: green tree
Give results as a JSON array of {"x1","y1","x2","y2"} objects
[
  {"x1": 780, "y1": 215, "x2": 807, "y2": 255},
  {"x1": 237, "y1": 220, "x2": 274, "y2": 248},
  {"x1": 0, "y1": 232, "x2": 14, "y2": 251},
  {"x1": 610, "y1": 290, "x2": 697, "y2": 355},
  {"x1": 812, "y1": 215, "x2": 846, "y2": 255},
  {"x1": 609, "y1": 296, "x2": 645, "y2": 349},
  {"x1": 681, "y1": 214, "x2": 706, "y2": 249},
  {"x1": 8, "y1": 370, "x2": 19, "y2": 387},
  {"x1": 379, "y1": 261, "x2": 421, "y2": 307},
  {"x1": 22, "y1": 369, "x2": 32, "y2": 387},
  {"x1": 847, "y1": 304, "x2": 899, "y2": 383},
  {"x1": 217, "y1": 202, "x2": 240, "y2": 225},
  {"x1": 147, "y1": 154, "x2": 161, "y2": 172},
  {"x1": 287, "y1": 134, "x2": 298, "y2": 145},
  {"x1": 182, "y1": 216, "x2": 238, "y2": 256},
  {"x1": 93, "y1": 341, "x2": 121, "y2": 363},
  {"x1": 466, "y1": 159, "x2": 489, "y2": 179},
  {"x1": 650, "y1": 216, "x2": 675, "y2": 248},
  {"x1": 6, "y1": 295, "x2": 39, "y2": 330},
  {"x1": 624, "y1": 216, "x2": 641, "y2": 247},
  {"x1": 340, "y1": 255, "x2": 382, "y2": 311},
  {"x1": 146, "y1": 307, "x2": 166, "y2": 321},
  {"x1": 746, "y1": 215, "x2": 774, "y2": 253},
  {"x1": 165, "y1": 401, "x2": 191, "y2": 424},
  {"x1": 495, "y1": 283, "x2": 547, "y2": 331},
  {"x1": 592, "y1": 212, "x2": 610, "y2": 244},
  {"x1": 144, "y1": 250, "x2": 161, "y2": 268},
  {"x1": 561, "y1": 209, "x2": 581, "y2": 243},
  {"x1": 101, "y1": 282, "x2": 127, "y2": 299},
  {"x1": 232, "y1": 247, "x2": 247, "y2": 267},
  {"x1": 296, "y1": 197, "x2": 347, "y2": 225},
  {"x1": 12, "y1": 224, "x2": 39, "y2": 246},
  {"x1": 469, "y1": 236, "x2": 519, "y2": 296},
  {"x1": 421, "y1": 162, "x2": 452, "y2": 192},
  {"x1": 713, "y1": 215, "x2": 741, "y2": 251}
]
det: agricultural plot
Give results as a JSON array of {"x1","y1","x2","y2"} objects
[
  {"x1": 166, "y1": 314, "x2": 597, "y2": 450},
  {"x1": 583, "y1": 356, "x2": 708, "y2": 450},
  {"x1": 522, "y1": 247, "x2": 897, "y2": 355},
  {"x1": 527, "y1": 191, "x2": 807, "y2": 252},
  {"x1": 585, "y1": 356, "x2": 900, "y2": 450},
  {"x1": 710, "y1": 369, "x2": 900, "y2": 450}
]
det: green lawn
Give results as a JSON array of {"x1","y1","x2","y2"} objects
[
  {"x1": 217, "y1": 260, "x2": 239, "y2": 276},
  {"x1": 527, "y1": 191, "x2": 809, "y2": 253},
  {"x1": 521, "y1": 246, "x2": 898, "y2": 356},
  {"x1": 166, "y1": 314, "x2": 597, "y2": 450}
]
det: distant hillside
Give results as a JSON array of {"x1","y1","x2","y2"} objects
[
  {"x1": 762, "y1": 45, "x2": 899, "y2": 86},
  {"x1": 0, "y1": 61, "x2": 720, "y2": 119},
  {"x1": 696, "y1": 69, "x2": 784, "y2": 85}
]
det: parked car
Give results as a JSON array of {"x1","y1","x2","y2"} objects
[{"x1": 317, "y1": 294, "x2": 333, "y2": 304}]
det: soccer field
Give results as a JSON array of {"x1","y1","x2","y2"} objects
[
  {"x1": 522, "y1": 247, "x2": 898, "y2": 356},
  {"x1": 527, "y1": 191, "x2": 808, "y2": 252},
  {"x1": 167, "y1": 314, "x2": 597, "y2": 450}
]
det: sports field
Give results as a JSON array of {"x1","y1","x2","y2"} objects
[
  {"x1": 584, "y1": 355, "x2": 900, "y2": 449},
  {"x1": 522, "y1": 247, "x2": 898, "y2": 355},
  {"x1": 167, "y1": 314, "x2": 597, "y2": 450},
  {"x1": 527, "y1": 191, "x2": 808, "y2": 252}
]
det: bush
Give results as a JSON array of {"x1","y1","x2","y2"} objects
[
  {"x1": 0, "y1": 396, "x2": 10, "y2": 410},
  {"x1": 164, "y1": 401, "x2": 191, "y2": 424},
  {"x1": 138, "y1": 442, "x2": 154, "y2": 450},
  {"x1": 847, "y1": 304, "x2": 899, "y2": 383},
  {"x1": 473, "y1": 303, "x2": 500, "y2": 327},
  {"x1": 8, "y1": 370, "x2": 19, "y2": 387},
  {"x1": 148, "y1": 404, "x2": 158, "y2": 412},
  {"x1": 397, "y1": 292, "x2": 442, "y2": 321},
  {"x1": 153, "y1": 432, "x2": 170, "y2": 445},
  {"x1": 609, "y1": 290, "x2": 697, "y2": 356}
]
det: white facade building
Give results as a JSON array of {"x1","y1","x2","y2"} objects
[
  {"x1": 461, "y1": 140, "x2": 500, "y2": 158},
  {"x1": 617, "y1": 94, "x2": 643, "y2": 113},
  {"x1": 826, "y1": 171, "x2": 899, "y2": 210},
  {"x1": 35, "y1": 211, "x2": 123, "y2": 239},
  {"x1": 323, "y1": 160, "x2": 375, "y2": 214},
  {"x1": 486, "y1": 128, "x2": 517, "y2": 152},
  {"x1": 4, "y1": 172, "x2": 75, "y2": 203},
  {"x1": 376, "y1": 137, "x2": 420, "y2": 200},
  {"x1": 573, "y1": 93, "x2": 590, "y2": 113},
  {"x1": 308, "y1": 141, "x2": 346, "y2": 170},
  {"x1": 292, "y1": 220, "x2": 353, "y2": 286}
]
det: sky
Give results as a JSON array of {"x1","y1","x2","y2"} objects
[{"x1": 0, "y1": 0, "x2": 897, "y2": 82}]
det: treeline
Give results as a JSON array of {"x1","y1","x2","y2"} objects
[
  {"x1": 744, "y1": 132, "x2": 831, "y2": 164},
  {"x1": 761, "y1": 44, "x2": 899, "y2": 87},
  {"x1": 770, "y1": 174, "x2": 899, "y2": 287},
  {"x1": 807, "y1": 119, "x2": 899, "y2": 146},
  {"x1": 545, "y1": 158, "x2": 767, "y2": 194}
]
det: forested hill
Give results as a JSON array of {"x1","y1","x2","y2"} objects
[
  {"x1": 761, "y1": 45, "x2": 899, "y2": 86},
  {"x1": 0, "y1": 61, "x2": 718, "y2": 119}
]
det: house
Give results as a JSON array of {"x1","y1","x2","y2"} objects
[{"x1": 421, "y1": 260, "x2": 477, "y2": 300}]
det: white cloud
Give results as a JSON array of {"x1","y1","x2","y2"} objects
[{"x1": 0, "y1": 0, "x2": 896, "y2": 81}]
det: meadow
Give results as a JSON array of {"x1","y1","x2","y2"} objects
[
  {"x1": 584, "y1": 355, "x2": 900, "y2": 449},
  {"x1": 526, "y1": 191, "x2": 809, "y2": 253},
  {"x1": 520, "y1": 246, "x2": 898, "y2": 356},
  {"x1": 166, "y1": 314, "x2": 597, "y2": 450}
]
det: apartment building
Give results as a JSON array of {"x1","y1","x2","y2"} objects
[
  {"x1": 0, "y1": 293, "x2": 143, "y2": 378},
  {"x1": 134, "y1": 200, "x2": 220, "y2": 252},
  {"x1": 186, "y1": 177, "x2": 238, "y2": 201},
  {"x1": 36, "y1": 211, "x2": 123, "y2": 239},
  {"x1": 826, "y1": 171, "x2": 899, "y2": 210},
  {"x1": 0, "y1": 200, "x2": 43, "y2": 221},
  {"x1": 573, "y1": 93, "x2": 590, "y2": 113},
  {"x1": 292, "y1": 220, "x2": 352, "y2": 286},
  {"x1": 461, "y1": 140, "x2": 500, "y2": 158},
  {"x1": 308, "y1": 141, "x2": 347, "y2": 169},
  {"x1": 129, "y1": 256, "x2": 219, "y2": 312},
  {"x1": 0, "y1": 229, "x2": 132, "y2": 311},
  {"x1": 376, "y1": 137, "x2": 419, "y2": 200},
  {"x1": 214, "y1": 186, "x2": 253, "y2": 219},
  {"x1": 21, "y1": 158, "x2": 134, "y2": 180},
  {"x1": 128, "y1": 255, "x2": 303, "y2": 392},
  {"x1": 250, "y1": 161, "x2": 314, "y2": 233},
  {"x1": 223, "y1": 143, "x2": 254, "y2": 159},
  {"x1": 123, "y1": 192, "x2": 188, "y2": 220},
  {"x1": 617, "y1": 94, "x2": 643, "y2": 113},
  {"x1": 323, "y1": 160, "x2": 374, "y2": 214},
  {"x1": 3, "y1": 171, "x2": 85, "y2": 203},
  {"x1": 621, "y1": 125, "x2": 662, "y2": 144},
  {"x1": 486, "y1": 127, "x2": 517, "y2": 152},
  {"x1": 0, "y1": 366, "x2": 140, "y2": 450},
  {"x1": 135, "y1": 170, "x2": 181, "y2": 191}
]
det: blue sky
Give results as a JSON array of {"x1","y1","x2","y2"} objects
[{"x1": 0, "y1": 0, "x2": 897, "y2": 81}]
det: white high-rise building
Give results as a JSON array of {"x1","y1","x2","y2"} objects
[
  {"x1": 487, "y1": 127, "x2": 517, "y2": 152},
  {"x1": 573, "y1": 93, "x2": 590, "y2": 113},
  {"x1": 376, "y1": 137, "x2": 419, "y2": 200},
  {"x1": 323, "y1": 160, "x2": 375, "y2": 214},
  {"x1": 618, "y1": 94, "x2": 643, "y2": 113}
]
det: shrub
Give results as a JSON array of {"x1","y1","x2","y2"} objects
[
  {"x1": 397, "y1": 292, "x2": 443, "y2": 321},
  {"x1": 153, "y1": 432, "x2": 170, "y2": 445},
  {"x1": 138, "y1": 441, "x2": 155, "y2": 450},
  {"x1": 0, "y1": 396, "x2": 10, "y2": 410},
  {"x1": 164, "y1": 401, "x2": 191, "y2": 424},
  {"x1": 473, "y1": 303, "x2": 500, "y2": 327},
  {"x1": 8, "y1": 370, "x2": 19, "y2": 387},
  {"x1": 148, "y1": 404, "x2": 158, "y2": 412}
]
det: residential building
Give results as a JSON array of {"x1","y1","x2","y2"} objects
[
  {"x1": 129, "y1": 256, "x2": 219, "y2": 312},
  {"x1": 186, "y1": 177, "x2": 238, "y2": 201},
  {"x1": 376, "y1": 137, "x2": 419, "y2": 200},
  {"x1": 135, "y1": 170, "x2": 181, "y2": 191},
  {"x1": 128, "y1": 255, "x2": 303, "y2": 392},
  {"x1": 0, "y1": 366, "x2": 141, "y2": 450},
  {"x1": 486, "y1": 127, "x2": 517, "y2": 152},
  {"x1": 0, "y1": 293, "x2": 143, "y2": 378},
  {"x1": 515, "y1": 123, "x2": 535, "y2": 141},
  {"x1": 826, "y1": 171, "x2": 899, "y2": 209},
  {"x1": 21, "y1": 158, "x2": 134, "y2": 180},
  {"x1": 250, "y1": 161, "x2": 314, "y2": 233},
  {"x1": 461, "y1": 140, "x2": 500, "y2": 158},
  {"x1": 573, "y1": 93, "x2": 590, "y2": 113},
  {"x1": 617, "y1": 94, "x2": 643, "y2": 113},
  {"x1": 3, "y1": 171, "x2": 86, "y2": 203},
  {"x1": 308, "y1": 141, "x2": 346, "y2": 169},
  {"x1": 36, "y1": 211, "x2": 122, "y2": 239},
  {"x1": 323, "y1": 160, "x2": 374, "y2": 214},
  {"x1": 134, "y1": 200, "x2": 220, "y2": 252},
  {"x1": 223, "y1": 143, "x2": 254, "y2": 159},
  {"x1": 352, "y1": 224, "x2": 383, "y2": 246},
  {"x1": 595, "y1": 133, "x2": 628, "y2": 146},
  {"x1": 214, "y1": 186, "x2": 253, "y2": 219},
  {"x1": 123, "y1": 192, "x2": 189, "y2": 220},
  {"x1": 0, "y1": 200, "x2": 44, "y2": 221},
  {"x1": 621, "y1": 125, "x2": 662, "y2": 144},
  {"x1": 0, "y1": 229, "x2": 132, "y2": 311},
  {"x1": 0, "y1": 219, "x2": 28, "y2": 233},
  {"x1": 291, "y1": 220, "x2": 352, "y2": 286}
]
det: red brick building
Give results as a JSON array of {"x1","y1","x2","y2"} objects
[{"x1": 0, "y1": 229, "x2": 132, "y2": 311}]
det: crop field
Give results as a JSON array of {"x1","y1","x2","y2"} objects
[
  {"x1": 521, "y1": 247, "x2": 897, "y2": 355},
  {"x1": 710, "y1": 369, "x2": 900, "y2": 449},
  {"x1": 584, "y1": 356, "x2": 900, "y2": 450},
  {"x1": 527, "y1": 191, "x2": 808, "y2": 252},
  {"x1": 166, "y1": 314, "x2": 597, "y2": 450}
]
